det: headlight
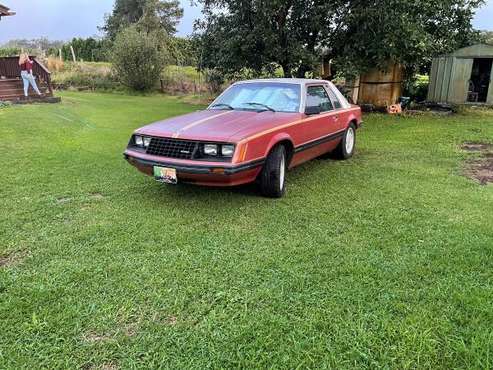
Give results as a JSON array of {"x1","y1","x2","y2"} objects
[
  {"x1": 204, "y1": 144, "x2": 218, "y2": 156},
  {"x1": 143, "y1": 137, "x2": 151, "y2": 148},
  {"x1": 221, "y1": 145, "x2": 234, "y2": 157},
  {"x1": 134, "y1": 135, "x2": 144, "y2": 147}
]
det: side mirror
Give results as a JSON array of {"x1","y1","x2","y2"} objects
[{"x1": 305, "y1": 105, "x2": 321, "y2": 115}]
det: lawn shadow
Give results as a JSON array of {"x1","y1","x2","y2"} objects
[
  {"x1": 148, "y1": 180, "x2": 261, "y2": 201},
  {"x1": 136, "y1": 155, "x2": 343, "y2": 206}
]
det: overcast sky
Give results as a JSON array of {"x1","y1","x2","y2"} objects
[{"x1": 0, "y1": 0, "x2": 492, "y2": 44}]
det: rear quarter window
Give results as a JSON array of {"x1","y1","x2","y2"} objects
[{"x1": 325, "y1": 86, "x2": 342, "y2": 109}]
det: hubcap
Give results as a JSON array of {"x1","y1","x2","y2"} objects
[
  {"x1": 345, "y1": 127, "x2": 355, "y2": 154},
  {"x1": 279, "y1": 154, "x2": 285, "y2": 191}
]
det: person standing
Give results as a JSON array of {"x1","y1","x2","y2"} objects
[{"x1": 18, "y1": 53, "x2": 42, "y2": 98}]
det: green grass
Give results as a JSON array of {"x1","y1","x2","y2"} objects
[{"x1": 1, "y1": 92, "x2": 493, "y2": 369}]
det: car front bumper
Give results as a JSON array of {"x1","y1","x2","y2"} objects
[{"x1": 124, "y1": 150, "x2": 264, "y2": 186}]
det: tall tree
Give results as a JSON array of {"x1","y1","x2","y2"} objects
[
  {"x1": 332, "y1": 0, "x2": 485, "y2": 76},
  {"x1": 480, "y1": 30, "x2": 493, "y2": 44},
  {"x1": 103, "y1": 0, "x2": 183, "y2": 39},
  {"x1": 197, "y1": 0, "x2": 347, "y2": 77},
  {"x1": 197, "y1": 0, "x2": 485, "y2": 78}
]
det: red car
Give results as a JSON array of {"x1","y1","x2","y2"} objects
[{"x1": 124, "y1": 79, "x2": 362, "y2": 197}]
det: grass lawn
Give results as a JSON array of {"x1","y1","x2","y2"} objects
[{"x1": 1, "y1": 92, "x2": 492, "y2": 369}]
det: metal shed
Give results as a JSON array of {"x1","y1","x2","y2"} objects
[{"x1": 428, "y1": 44, "x2": 493, "y2": 105}]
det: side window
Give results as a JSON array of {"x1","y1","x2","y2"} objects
[
  {"x1": 306, "y1": 86, "x2": 334, "y2": 112},
  {"x1": 325, "y1": 86, "x2": 342, "y2": 109}
]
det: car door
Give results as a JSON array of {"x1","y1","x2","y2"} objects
[
  {"x1": 324, "y1": 85, "x2": 346, "y2": 131},
  {"x1": 305, "y1": 84, "x2": 338, "y2": 138},
  {"x1": 291, "y1": 85, "x2": 338, "y2": 164}
]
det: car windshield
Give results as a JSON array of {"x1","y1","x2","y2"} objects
[{"x1": 210, "y1": 82, "x2": 301, "y2": 113}]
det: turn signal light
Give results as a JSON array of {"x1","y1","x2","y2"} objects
[{"x1": 211, "y1": 168, "x2": 225, "y2": 174}]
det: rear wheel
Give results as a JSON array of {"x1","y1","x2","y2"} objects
[
  {"x1": 259, "y1": 145, "x2": 287, "y2": 198},
  {"x1": 333, "y1": 123, "x2": 356, "y2": 160}
]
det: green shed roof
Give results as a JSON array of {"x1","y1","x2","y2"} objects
[{"x1": 448, "y1": 44, "x2": 493, "y2": 58}]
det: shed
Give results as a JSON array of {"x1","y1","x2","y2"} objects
[
  {"x1": 356, "y1": 63, "x2": 404, "y2": 107},
  {"x1": 428, "y1": 44, "x2": 493, "y2": 105},
  {"x1": 320, "y1": 51, "x2": 404, "y2": 108},
  {"x1": 340, "y1": 63, "x2": 404, "y2": 108}
]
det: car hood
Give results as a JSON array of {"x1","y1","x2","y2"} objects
[{"x1": 135, "y1": 109, "x2": 301, "y2": 142}]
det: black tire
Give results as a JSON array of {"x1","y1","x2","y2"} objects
[
  {"x1": 259, "y1": 145, "x2": 287, "y2": 198},
  {"x1": 332, "y1": 123, "x2": 356, "y2": 160}
]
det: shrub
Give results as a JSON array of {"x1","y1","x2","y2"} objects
[
  {"x1": 110, "y1": 26, "x2": 168, "y2": 91},
  {"x1": 46, "y1": 57, "x2": 65, "y2": 72},
  {"x1": 160, "y1": 65, "x2": 207, "y2": 94},
  {"x1": 403, "y1": 75, "x2": 430, "y2": 103},
  {"x1": 0, "y1": 48, "x2": 21, "y2": 57},
  {"x1": 203, "y1": 68, "x2": 225, "y2": 94},
  {"x1": 54, "y1": 37, "x2": 110, "y2": 62},
  {"x1": 51, "y1": 62, "x2": 120, "y2": 90}
]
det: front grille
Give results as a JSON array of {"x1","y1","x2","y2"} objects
[{"x1": 146, "y1": 137, "x2": 198, "y2": 159}]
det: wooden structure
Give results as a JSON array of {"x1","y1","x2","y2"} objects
[
  {"x1": 0, "y1": 56, "x2": 54, "y2": 101},
  {"x1": 347, "y1": 63, "x2": 404, "y2": 108},
  {"x1": 428, "y1": 44, "x2": 493, "y2": 105},
  {"x1": 0, "y1": 3, "x2": 15, "y2": 19}
]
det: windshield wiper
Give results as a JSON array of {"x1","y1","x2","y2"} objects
[
  {"x1": 210, "y1": 103, "x2": 234, "y2": 110},
  {"x1": 244, "y1": 102, "x2": 276, "y2": 112}
]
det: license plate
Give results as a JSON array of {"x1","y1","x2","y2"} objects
[{"x1": 153, "y1": 166, "x2": 177, "y2": 184}]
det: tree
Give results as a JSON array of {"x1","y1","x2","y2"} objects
[
  {"x1": 331, "y1": 0, "x2": 485, "y2": 76},
  {"x1": 170, "y1": 36, "x2": 200, "y2": 66},
  {"x1": 111, "y1": 25, "x2": 169, "y2": 90},
  {"x1": 480, "y1": 30, "x2": 493, "y2": 45},
  {"x1": 103, "y1": 0, "x2": 183, "y2": 39},
  {"x1": 57, "y1": 38, "x2": 111, "y2": 62},
  {"x1": 197, "y1": 0, "x2": 485, "y2": 78},
  {"x1": 197, "y1": 0, "x2": 346, "y2": 78}
]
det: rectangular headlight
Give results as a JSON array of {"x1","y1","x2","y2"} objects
[
  {"x1": 143, "y1": 137, "x2": 151, "y2": 148},
  {"x1": 204, "y1": 144, "x2": 218, "y2": 156},
  {"x1": 221, "y1": 145, "x2": 234, "y2": 157},
  {"x1": 134, "y1": 135, "x2": 144, "y2": 147}
]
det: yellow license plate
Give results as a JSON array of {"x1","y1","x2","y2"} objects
[{"x1": 153, "y1": 166, "x2": 177, "y2": 184}]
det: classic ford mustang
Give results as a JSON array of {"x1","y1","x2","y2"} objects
[{"x1": 124, "y1": 78, "x2": 362, "y2": 197}]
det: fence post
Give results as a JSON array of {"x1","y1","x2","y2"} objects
[{"x1": 70, "y1": 45, "x2": 76, "y2": 62}]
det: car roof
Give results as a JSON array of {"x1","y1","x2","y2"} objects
[{"x1": 234, "y1": 78, "x2": 330, "y2": 86}]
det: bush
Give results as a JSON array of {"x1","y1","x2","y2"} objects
[
  {"x1": 46, "y1": 57, "x2": 65, "y2": 72},
  {"x1": 160, "y1": 65, "x2": 207, "y2": 94},
  {"x1": 403, "y1": 75, "x2": 430, "y2": 103},
  {"x1": 203, "y1": 68, "x2": 225, "y2": 94},
  {"x1": 52, "y1": 37, "x2": 110, "y2": 62},
  {"x1": 111, "y1": 26, "x2": 168, "y2": 91},
  {"x1": 51, "y1": 62, "x2": 120, "y2": 91},
  {"x1": 0, "y1": 48, "x2": 21, "y2": 57}
]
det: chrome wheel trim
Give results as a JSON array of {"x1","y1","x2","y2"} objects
[
  {"x1": 279, "y1": 154, "x2": 285, "y2": 191},
  {"x1": 345, "y1": 127, "x2": 355, "y2": 154}
]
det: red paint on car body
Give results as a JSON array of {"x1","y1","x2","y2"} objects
[{"x1": 124, "y1": 79, "x2": 362, "y2": 187}]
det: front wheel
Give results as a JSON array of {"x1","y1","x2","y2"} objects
[
  {"x1": 333, "y1": 123, "x2": 356, "y2": 160},
  {"x1": 259, "y1": 145, "x2": 287, "y2": 198}
]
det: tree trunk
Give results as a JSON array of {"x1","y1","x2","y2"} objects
[
  {"x1": 296, "y1": 64, "x2": 310, "y2": 78},
  {"x1": 280, "y1": 62, "x2": 292, "y2": 78}
]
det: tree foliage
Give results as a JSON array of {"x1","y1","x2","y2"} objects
[
  {"x1": 2, "y1": 38, "x2": 64, "y2": 57},
  {"x1": 170, "y1": 37, "x2": 200, "y2": 66},
  {"x1": 52, "y1": 38, "x2": 111, "y2": 62},
  {"x1": 332, "y1": 0, "x2": 485, "y2": 77},
  {"x1": 197, "y1": 0, "x2": 485, "y2": 78},
  {"x1": 111, "y1": 25, "x2": 169, "y2": 90},
  {"x1": 103, "y1": 0, "x2": 183, "y2": 39},
  {"x1": 480, "y1": 30, "x2": 493, "y2": 45},
  {"x1": 197, "y1": 0, "x2": 344, "y2": 78}
]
